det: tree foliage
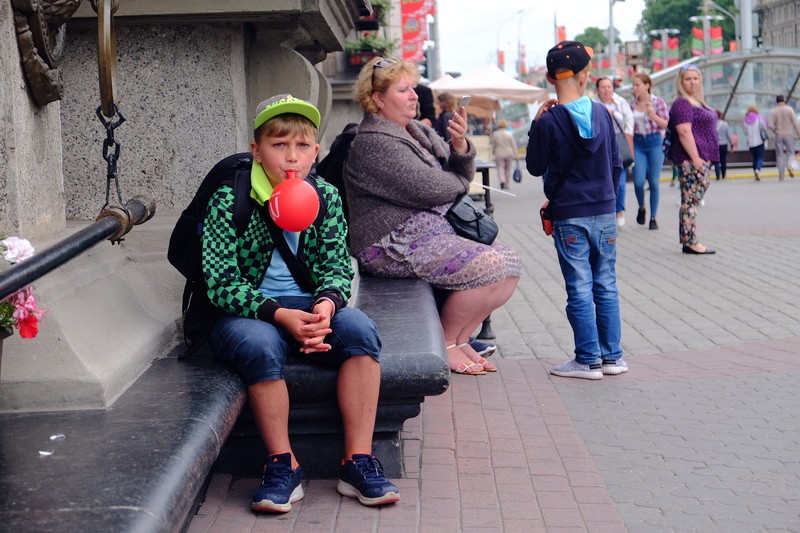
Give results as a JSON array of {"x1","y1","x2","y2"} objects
[
  {"x1": 574, "y1": 27, "x2": 610, "y2": 51},
  {"x1": 636, "y1": 0, "x2": 738, "y2": 60}
]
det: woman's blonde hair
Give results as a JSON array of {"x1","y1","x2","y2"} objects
[
  {"x1": 353, "y1": 57, "x2": 420, "y2": 114},
  {"x1": 437, "y1": 92, "x2": 458, "y2": 113},
  {"x1": 675, "y1": 65, "x2": 710, "y2": 108},
  {"x1": 497, "y1": 119, "x2": 508, "y2": 129},
  {"x1": 747, "y1": 105, "x2": 759, "y2": 115}
]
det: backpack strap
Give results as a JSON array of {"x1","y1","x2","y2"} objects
[
  {"x1": 263, "y1": 208, "x2": 317, "y2": 294},
  {"x1": 232, "y1": 168, "x2": 255, "y2": 237},
  {"x1": 260, "y1": 175, "x2": 329, "y2": 295}
]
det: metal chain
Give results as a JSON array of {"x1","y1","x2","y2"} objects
[{"x1": 95, "y1": 104, "x2": 126, "y2": 210}]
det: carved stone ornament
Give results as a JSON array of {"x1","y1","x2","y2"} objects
[{"x1": 12, "y1": 0, "x2": 84, "y2": 106}]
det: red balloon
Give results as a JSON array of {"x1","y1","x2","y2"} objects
[{"x1": 268, "y1": 177, "x2": 320, "y2": 232}]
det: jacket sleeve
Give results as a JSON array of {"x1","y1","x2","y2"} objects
[
  {"x1": 348, "y1": 130, "x2": 474, "y2": 210},
  {"x1": 525, "y1": 119, "x2": 551, "y2": 177},
  {"x1": 607, "y1": 111, "x2": 622, "y2": 191},
  {"x1": 619, "y1": 97, "x2": 634, "y2": 135},
  {"x1": 201, "y1": 187, "x2": 277, "y2": 320},
  {"x1": 308, "y1": 182, "x2": 353, "y2": 311}
]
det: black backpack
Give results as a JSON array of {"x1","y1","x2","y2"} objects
[
  {"x1": 168, "y1": 152, "x2": 255, "y2": 353},
  {"x1": 168, "y1": 153, "x2": 324, "y2": 354},
  {"x1": 662, "y1": 123, "x2": 675, "y2": 161},
  {"x1": 316, "y1": 122, "x2": 358, "y2": 232}
]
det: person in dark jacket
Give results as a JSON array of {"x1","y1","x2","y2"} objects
[
  {"x1": 414, "y1": 83, "x2": 436, "y2": 126},
  {"x1": 526, "y1": 41, "x2": 625, "y2": 380}
]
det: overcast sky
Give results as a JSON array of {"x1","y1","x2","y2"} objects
[{"x1": 435, "y1": 0, "x2": 646, "y2": 78}]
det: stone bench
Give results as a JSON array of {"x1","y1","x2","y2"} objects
[
  {"x1": 0, "y1": 353, "x2": 244, "y2": 532},
  {"x1": 0, "y1": 276, "x2": 448, "y2": 531},
  {"x1": 214, "y1": 275, "x2": 450, "y2": 479}
]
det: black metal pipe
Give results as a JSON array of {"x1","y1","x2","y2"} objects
[{"x1": 0, "y1": 198, "x2": 153, "y2": 301}]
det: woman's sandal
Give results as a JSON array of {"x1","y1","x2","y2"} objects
[
  {"x1": 457, "y1": 343, "x2": 498, "y2": 372},
  {"x1": 447, "y1": 344, "x2": 486, "y2": 375}
]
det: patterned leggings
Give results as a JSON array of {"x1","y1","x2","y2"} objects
[{"x1": 678, "y1": 162, "x2": 711, "y2": 245}]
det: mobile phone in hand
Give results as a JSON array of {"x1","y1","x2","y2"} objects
[{"x1": 458, "y1": 96, "x2": 471, "y2": 110}]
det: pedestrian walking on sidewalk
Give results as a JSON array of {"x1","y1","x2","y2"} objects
[
  {"x1": 595, "y1": 76, "x2": 634, "y2": 227},
  {"x1": 714, "y1": 109, "x2": 735, "y2": 180},
  {"x1": 768, "y1": 94, "x2": 800, "y2": 180},
  {"x1": 742, "y1": 105, "x2": 768, "y2": 181},
  {"x1": 491, "y1": 119, "x2": 519, "y2": 189},
  {"x1": 669, "y1": 65, "x2": 718, "y2": 255},
  {"x1": 526, "y1": 41, "x2": 625, "y2": 380},
  {"x1": 630, "y1": 72, "x2": 669, "y2": 230}
]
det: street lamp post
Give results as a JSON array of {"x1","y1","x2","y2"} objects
[
  {"x1": 649, "y1": 28, "x2": 680, "y2": 70},
  {"x1": 705, "y1": 0, "x2": 740, "y2": 51},
  {"x1": 608, "y1": 0, "x2": 625, "y2": 77},
  {"x1": 496, "y1": 9, "x2": 522, "y2": 71},
  {"x1": 516, "y1": 5, "x2": 539, "y2": 77},
  {"x1": 740, "y1": 0, "x2": 753, "y2": 51},
  {"x1": 689, "y1": 14, "x2": 724, "y2": 56}
]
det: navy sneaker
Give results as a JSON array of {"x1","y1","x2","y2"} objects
[
  {"x1": 468, "y1": 337, "x2": 497, "y2": 357},
  {"x1": 337, "y1": 454, "x2": 400, "y2": 506},
  {"x1": 252, "y1": 452, "x2": 304, "y2": 513}
]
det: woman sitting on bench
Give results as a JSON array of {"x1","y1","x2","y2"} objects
[{"x1": 344, "y1": 57, "x2": 521, "y2": 376}]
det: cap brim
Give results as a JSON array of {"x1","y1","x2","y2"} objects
[{"x1": 253, "y1": 101, "x2": 321, "y2": 130}]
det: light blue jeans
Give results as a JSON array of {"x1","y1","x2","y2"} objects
[
  {"x1": 633, "y1": 133, "x2": 665, "y2": 218},
  {"x1": 552, "y1": 214, "x2": 623, "y2": 366}
]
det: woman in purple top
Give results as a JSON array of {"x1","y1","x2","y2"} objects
[{"x1": 669, "y1": 65, "x2": 719, "y2": 255}]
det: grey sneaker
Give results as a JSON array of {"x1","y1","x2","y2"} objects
[
  {"x1": 550, "y1": 360, "x2": 602, "y2": 380},
  {"x1": 601, "y1": 357, "x2": 629, "y2": 375}
]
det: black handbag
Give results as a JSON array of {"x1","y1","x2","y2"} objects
[
  {"x1": 445, "y1": 193, "x2": 498, "y2": 245},
  {"x1": 611, "y1": 115, "x2": 634, "y2": 169}
]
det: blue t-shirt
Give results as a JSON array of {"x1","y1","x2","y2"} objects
[{"x1": 259, "y1": 231, "x2": 311, "y2": 298}]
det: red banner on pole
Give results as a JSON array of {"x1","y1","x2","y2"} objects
[{"x1": 401, "y1": 0, "x2": 435, "y2": 63}]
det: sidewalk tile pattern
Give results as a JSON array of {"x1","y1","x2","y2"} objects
[{"x1": 189, "y1": 178, "x2": 800, "y2": 532}]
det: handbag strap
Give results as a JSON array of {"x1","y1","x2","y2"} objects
[{"x1": 610, "y1": 112, "x2": 624, "y2": 134}]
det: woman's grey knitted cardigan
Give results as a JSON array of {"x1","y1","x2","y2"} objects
[{"x1": 343, "y1": 112, "x2": 477, "y2": 254}]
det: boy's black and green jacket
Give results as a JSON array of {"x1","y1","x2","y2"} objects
[{"x1": 200, "y1": 177, "x2": 353, "y2": 324}]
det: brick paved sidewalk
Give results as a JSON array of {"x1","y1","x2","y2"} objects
[
  {"x1": 189, "y1": 177, "x2": 800, "y2": 533},
  {"x1": 189, "y1": 355, "x2": 628, "y2": 532},
  {"x1": 189, "y1": 339, "x2": 800, "y2": 532}
]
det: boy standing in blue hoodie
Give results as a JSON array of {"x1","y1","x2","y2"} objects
[{"x1": 526, "y1": 41, "x2": 626, "y2": 380}]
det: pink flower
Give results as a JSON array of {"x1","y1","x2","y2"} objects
[{"x1": 1, "y1": 236, "x2": 46, "y2": 338}]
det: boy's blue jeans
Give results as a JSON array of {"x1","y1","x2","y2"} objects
[
  {"x1": 552, "y1": 214, "x2": 623, "y2": 366},
  {"x1": 209, "y1": 296, "x2": 381, "y2": 386}
]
